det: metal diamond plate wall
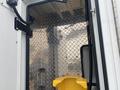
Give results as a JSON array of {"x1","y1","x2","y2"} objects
[
  {"x1": 56, "y1": 22, "x2": 88, "y2": 76},
  {"x1": 29, "y1": 6, "x2": 88, "y2": 90}
]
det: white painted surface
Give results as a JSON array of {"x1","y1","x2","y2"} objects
[
  {"x1": 111, "y1": 0, "x2": 120, "y2": 89},
  {"x1": 0, "y1": 0, "x2": 27, "y2": 90},
  {"x1": 113, "y1": 0, "x2": 120, "y2": 88},
  {"x1": 0, "y1": 3, "x2": 17, "y2": 90},
  {"x1": 16, "y1": 1, "x2": 27, "y2": 90},
  {"x1": 112, "y1": 0, "x2": 120, "y2": 47},
  {"x1": 98, "y1": 0, "x2": 120, "y2": 89}
]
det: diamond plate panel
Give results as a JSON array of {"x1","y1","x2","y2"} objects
[{"x1": 29, "y1": 6, "x2": 88, "y2": 90}]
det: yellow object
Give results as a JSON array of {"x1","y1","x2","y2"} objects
[{"x1": 53, "y1": 76, "x2": 87, "y2": 90}]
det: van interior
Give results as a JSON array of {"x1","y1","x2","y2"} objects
[{"x1": 27, "y1": 0, "x2": 99, "y2": 90}]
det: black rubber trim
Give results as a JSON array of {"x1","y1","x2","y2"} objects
[
  {"x1": 26, "y1": 35, "x2": 30, "y2": 90},
  {"x1": 85, "y1": 0, "x2": 100, "y2": 89},
  {"x1": 87, "y1": 82, "x2": 97, "y2": 86},
  {"x1": 80, "y1": 44, "x2": 99, "y2": 89},
  {"x1": 85, "y1": 0, "x2": 94, "y2": 89},
  {"x1": 12, "y1": 6, "x2": 29, "y2": 25},
  {"x1": 7, "y1": 3, "x2": 32, "y2": 37},
  {"x1": 26, "y1": 6, "x2": 30, "y2": 90},
  {"x1": 80, "y1": 45, "x2": 89, "y2": 78},
  {"x1": 94, "y1": 0, "x2": 109, "y2": 90}
]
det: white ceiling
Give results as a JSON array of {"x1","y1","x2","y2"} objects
[
  {"x1": 29, "y1": 0, "x2": 84, "y2": 15},
  {"x1": 28, "y1": 0, "x2": 85, "y2": 27}
]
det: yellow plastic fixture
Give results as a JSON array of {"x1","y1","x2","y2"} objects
[{"x1": 53, "y1": 76, "x2": 87, "y2": 90}]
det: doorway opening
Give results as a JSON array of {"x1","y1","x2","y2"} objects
[{"x1": 27, "y1": 0, "x2": 99, "y2": 90}]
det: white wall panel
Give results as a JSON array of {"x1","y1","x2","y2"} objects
[
  {"x1": 0, "y1": 4, "x2": 17, "y2": 90},
  {"x1": 17, "y1": 1, "x2": 27, "y2": 90},
  {"x1": 98, "y1": 0, "x2": 120, "y2": 89},
  {"x1": 0, "y1": 1, "x2": 27, "y2": 90},
  {"x1": 112, "y1": 0, "x2": 120, "y2": 49}
]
